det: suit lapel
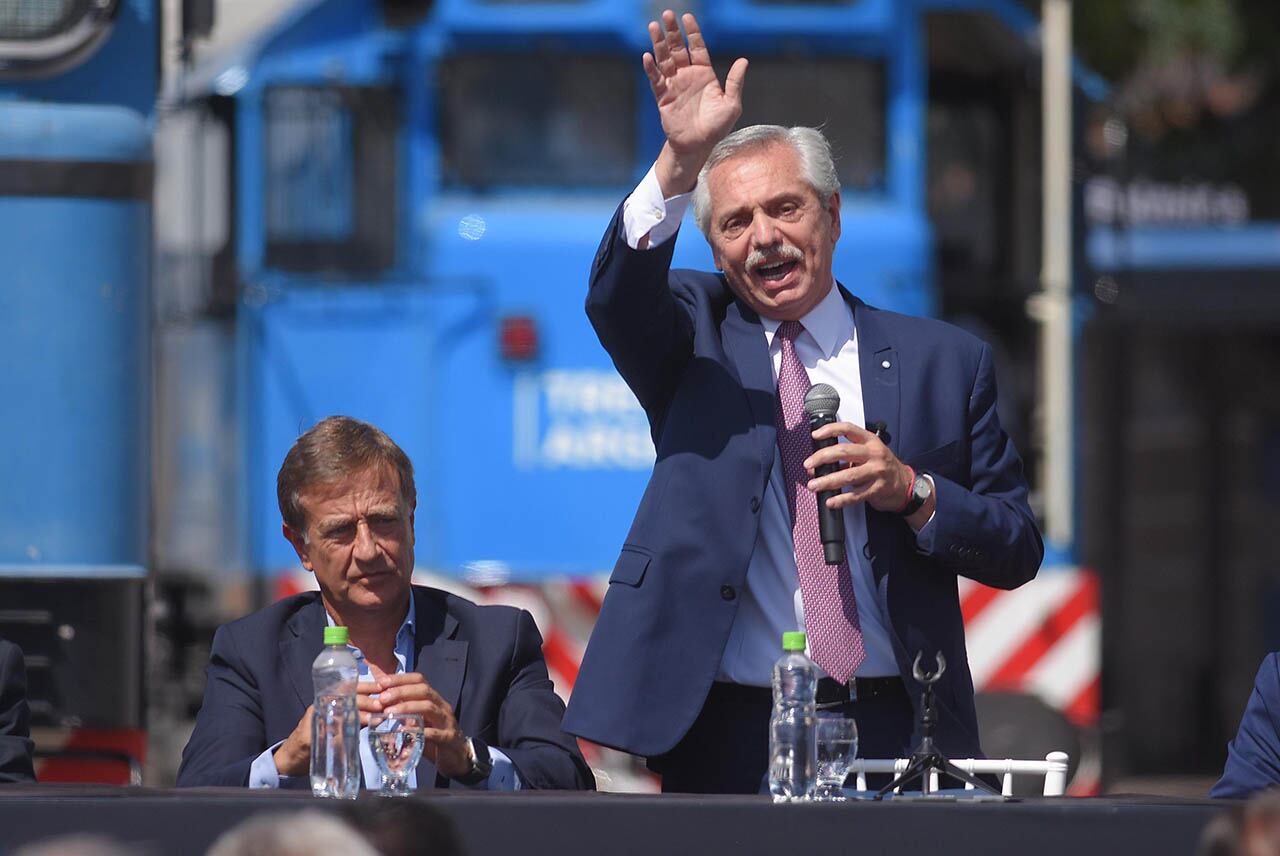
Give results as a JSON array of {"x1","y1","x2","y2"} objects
[
  {"x1": 847, "y1": 288, "x2": 900, "y2": 459},
  {"x1": 282, "y1": 595, "x2": 326, "y2": 712},
  {"x1": 847, "y1": 289, "x2": 903, "y2": 592},
  {"x1": 411, "y1": 587, "x2": 467, "y2": 788},
  {"x1": 721, "y1": 298, "x2": 778, "y2": 484}
]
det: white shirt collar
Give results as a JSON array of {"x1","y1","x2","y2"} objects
[{"x1": 760, "y1": 281, "x2": 853, "y2": 359}]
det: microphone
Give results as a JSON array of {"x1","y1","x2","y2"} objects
[{"x1": 803, "y1": 383, "x2": 845, "y2": 565}]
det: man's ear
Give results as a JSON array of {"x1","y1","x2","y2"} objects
[
  {"x1": 826, "y1": 190, "x2": 842, "y2": 242},
  {"x1": 283, "y1": 522, "x2": 313, "y2": 572}
]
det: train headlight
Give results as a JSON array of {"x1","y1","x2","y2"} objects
[{"x1": 0, "y1": 0, "x2": 119, "y2": 79}]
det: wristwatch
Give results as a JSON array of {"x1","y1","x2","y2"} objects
[
  {"x1": 897, "y1": 471, "x2": 933, "y2": 517},
  {"x1": 455, "y1": 736, "x2": 493, "y2": 786}
]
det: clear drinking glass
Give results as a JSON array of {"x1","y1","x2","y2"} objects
[
  {"x1": 368, "y1": 712, "x2": 426, "y2": 796},
  {"x1": 815, "y1": 714, "x2": 858, "y2": 801}
]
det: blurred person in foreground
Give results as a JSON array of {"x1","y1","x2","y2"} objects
[
  {"x1": 0, "y1": 637, "x2": 35, "y2": 784},
  {"x1": 206, "y1": 811, "x2": 377, "y2": 856},
  {"x1": 1199, "y1": 806, "x2": 1245, "y2": 856},
  {"x1": 340, "y1": 798, "x2": 465, "y2": 856},
  {"x1": 1214, "y1": 653, "x2": 1280, "y2": 799},
  {"x1": 177, "y1": 416, "x2": 592, "y2": 791},
  {"x1": 1197, "y1": 791, "x2": 1280, "y2": 856},
  {"x1": 1244, "y1": 791, "x2": 1280, "y2": 856},
  {"x1": 562, "y1": 10, "x2": 1042, "y2": 793},
  {"x1": 13, "y1": 836, "x2": 131, "y2": 856}
]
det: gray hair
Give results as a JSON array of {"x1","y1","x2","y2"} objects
[
  {"x1": 691, "y1": 125, "x2": 840, "y2": 237},
  {"x1": 206, "y1": 811, "x2": 380, "y2": 856}
]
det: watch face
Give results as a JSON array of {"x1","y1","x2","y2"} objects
[{"x1": 915, "y1": 475, "x2": 932, "y2": 501}]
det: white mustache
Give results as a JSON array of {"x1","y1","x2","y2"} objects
[{"x1": 746, "y1": 244, "x2": 803, "y2": 272}]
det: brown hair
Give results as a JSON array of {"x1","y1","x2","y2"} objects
[{"x1": 276, "y1": 416, "x2": 416, "y2": 533}]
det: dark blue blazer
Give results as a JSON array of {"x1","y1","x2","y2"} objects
[
  {"x1": 0, "y1": 639, "x2": 35, "y2": 784},
  {"x1": 1213, "y1": 653, "x2": 1280, "y2": 798},
  {"x1": 563, "y1": 207, "x2": 1043, "y2": 760},
  {"x1": 177, "y1": 585, "x2": 592, "y2": 790}
]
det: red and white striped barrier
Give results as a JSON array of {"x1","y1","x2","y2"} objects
[{"x1": 960, "y1": 566, "x2": 1101, "y2": 795}]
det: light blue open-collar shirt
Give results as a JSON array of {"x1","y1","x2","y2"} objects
[{"x1": 248, "y1": 594, "x2": 521, "y2": 790}]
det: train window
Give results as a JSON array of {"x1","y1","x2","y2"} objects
[
  {"x1": 721, "y1": 56, "x2": 885, "y2": 193},
  {"x1": 927, "y1": 100, "x2": 1003, "y2": 286},
  {"x1": 438, "y1": 56, "x2": 634, "y2": 188},
  {"x1": 263, "y1": 87, "x2": 398, "y2": 274},
  {"x1": 0, "y1": 0, "x2": 118, "y2": 77}
]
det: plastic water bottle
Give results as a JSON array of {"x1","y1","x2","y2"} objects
[
  {"x1": 769, "y1": 631, "x2": 817, "y2": 802},
  {"x1": 310, "y1": 625, "x2": 360, "y2": 798}
]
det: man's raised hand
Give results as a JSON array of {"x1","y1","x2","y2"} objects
[{"x1": 644, "y1": 10, "x2": 747, "y2": 196}]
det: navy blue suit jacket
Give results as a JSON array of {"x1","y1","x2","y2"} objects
[
  {"x1": 177, "y1": 585, "x2": 592, "y2": 790},
  {"x1": 0, "y1": 639, "x2": 35, "y2": 784},
  {"x1": 1213, "y1": 653, "x2": 1280, "y2": 798},
  {"x1": 563, "y1": 207, "x2": 1043, "y2": 760}
]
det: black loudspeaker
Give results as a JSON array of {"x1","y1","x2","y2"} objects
[{"x1": 974, "y1": 691, "x2": 1082, "y2": 795}]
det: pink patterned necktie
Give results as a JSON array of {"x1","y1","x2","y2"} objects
[{"x1": 774, "y1": 320, "x2": 865, "y2": 684}]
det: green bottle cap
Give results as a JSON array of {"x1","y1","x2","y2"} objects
[
  {"x1": 782, "y1": 631, "x2": 807, "y2": 651},
  {"x1": 323, "y1": 626, "x2": 350, "y2": 646}
]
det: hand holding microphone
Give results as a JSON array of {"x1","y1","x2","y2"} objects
[
  {"x1": 803, "y1": 391, "x2": 922, "y2": 524},
  {"x1": 803, "y1": 383, "x2": 846, "y2": 565}
]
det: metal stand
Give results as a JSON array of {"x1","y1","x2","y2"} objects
[{"x1": 872, "y1": 652, "x2": 1005, "y2": 800}]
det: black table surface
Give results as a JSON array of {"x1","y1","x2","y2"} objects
[{"x1": 0, "y1": 786, "x2": 1227, "y2": 856}]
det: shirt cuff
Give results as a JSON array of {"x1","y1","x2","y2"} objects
[
  {"x1": 462, "y1": 746, "x2": 523, "y2": 791},
  {"x1": 621, "y1": 163, "x2": 694, "y2": 250},
  {"x1": 248, "y1": 741, "x2": 286, "y2": 789}
]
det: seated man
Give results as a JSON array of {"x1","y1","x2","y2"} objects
[
  {"x1": 0, "y1": 637, "x2": 36, "y2": 784},
  {"x1": 177, "y1": 416, "x2": 593, "y2": 791},
  {"x1": 1214, "y1": 652, "x2": 1280, "y2": 799}
]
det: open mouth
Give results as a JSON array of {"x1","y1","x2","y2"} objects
[{"x1": 754, "y1": 259, "x2": 800, "y2": 282}]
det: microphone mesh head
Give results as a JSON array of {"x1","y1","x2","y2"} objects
[{"x1": 803, "y1": 383, "x2": 840, "y2": 416}]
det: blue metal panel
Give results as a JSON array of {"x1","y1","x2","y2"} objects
[
  {"x1": 253, "y1": 0, "x2": 385, "y2": 64},
  {"x1": 0, "y1": 103, "x2": 150, "y2": 577},
  {"x1": 0, "y1": 101, "x2": 152, "y2": 161},
  {"x1": 433, "y1": 0, "x2": 640, "y2": 39},
  {"x1": 887, "y1": 6, "x2": 925, "y2": 216},
  {"x1": 0, "y1": 195, "x2": 150, "y2": 572},
  {"x1": 703, "y1": 0, "x2": 895, "y2": 39},
  {"x1": 422, "y1": 197, "x2": 651, "y2": 578},
  {"x1": 1088, "y1": 224, "x2": 1280, "y2": 272}
]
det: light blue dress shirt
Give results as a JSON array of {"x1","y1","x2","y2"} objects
[{"x1": 248, "y1": 595, "x2": 521, "y2": 789}]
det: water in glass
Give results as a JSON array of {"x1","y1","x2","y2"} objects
[
  {"x1": 815, "y1": 714, "x2": 858, "y2": 801},
  {"x1": 369, "y1": 713, "x2": 426, "y2": 796}
]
